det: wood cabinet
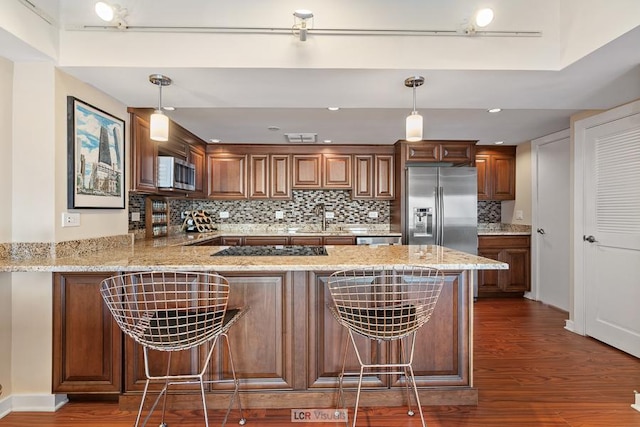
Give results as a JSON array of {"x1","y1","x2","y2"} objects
[
  {"x1": 145, "y1": 196, "x2": 169, "y2": 238},
  {"x1": 244, "y1": 236, "x2": 289, "y2": 246},
  {"x1": 249, "y1": 154, "x2": 291, "y2": 199},
  {"x1": 307, "y1": 270, "x2": 470, "y2": 391},
  {"x1": 292, "y1": 154, "x2": 322, "y2": 188},
  {"x1": 322, "y1": 154, "x2": 352, "y2": 188},
  {"x1": 53, "y1": 272, "x2": 121, "y2": 394},
  {"x1": 207, "y1": 154, "x2": 248, "y2": 199},
  {"x1": 129, "y1": 109, "x2": 208, "y2": 196},
  {"x1": 475, "y1": 146, "x2": 516, "y2": 201},
  {"x1": 353, "y1": 155, "x2": 395, "y2": 199},
  {"x1": 404, "y1": 141, "x2": 476, "y2": 165},
  {"x1": 130, "y1": 114, "x2": 158, "y2": 193},
  {"x1": 477, "y1": 235, "x2": 531, "y2": 296},
  {"x1": 196, "y1": 235, "x2": 356, "y2": 246},
  {"x1": 323, "y1": 236, "x2": 356, "y2": 245}
]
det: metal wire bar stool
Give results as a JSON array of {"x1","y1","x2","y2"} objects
[
  {"x1": 327, "y1": 265, "x2": 444, "y2": 427},
  {"x1": 100, "y1": 271, "x2": 248, "y2": 427}
]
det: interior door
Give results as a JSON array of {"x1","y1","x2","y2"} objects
[
  {"x1": 583, "y1": 115, "x2": 640, "y2": 358},
  {"x1": 532, "y1": 130, "x2": 570, "y2": 311}
]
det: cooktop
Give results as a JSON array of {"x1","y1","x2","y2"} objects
[{"x1": 212, "y1": 245, "x2": 328, "y2": 257}]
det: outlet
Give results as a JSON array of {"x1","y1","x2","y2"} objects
[
  {"x1": 131, "y1": 212, "x2": 141, "y2": 222},
  {"x1": 219, "y1": 211, "x2": 230, "y2": 219},
  {"x1": 515, "y1": 210, "x2": 524, "y2": 220},
  {"x1": 368, "y1": 211, "x2": 379, "y2": 218},
  {"x1": 61, "y1": 212, "x2": 80, "y2": 227},
  {"x1": 275, "y1": 211, "x2": 284, "y2": 219},
  {"x1": 325, "y1": 212, "x2": 334, "y2": 219}
]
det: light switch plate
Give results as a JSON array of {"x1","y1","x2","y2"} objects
[
  {"x1": 275, "y1": 211, "x2": 284, "y2": 219},
  {"x1": 368, "y1": 211, "x2": 379, "y2": 218},
  {"x1": 131, "y1": 212, "x2": 141, "y2": 221},
  {"x1": 515, "y1": 210, "x2": 524, "y2": 220},
  {"x1": 325, "y1": 212, "x2": 335, "y2": 219}
]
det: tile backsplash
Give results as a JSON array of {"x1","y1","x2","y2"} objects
[{"x1": 129, "y1": 193, "x2": 501, "y2": 232}]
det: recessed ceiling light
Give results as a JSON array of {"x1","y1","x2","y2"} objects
[
  {"x1": 209, "y1": 139, "x2": 221, "y2": 143},
  {"x1": 327, "y1": 107, "x2": 340, "y2": 111},
  {"x1": 323, "y1": 139, "x2": 333, "y2": 144},
  {"x1": 267, "y1": 125, "x2": 280, "y2": 131},
  {"x1": 487, "y1": 108, "x2": 502, "y2": 113},
  {"x1": 162, "y1": 106, "x2": 175, "y2": 111},
  {"x1": 494, "y1": 141, "x2": 504, "y2": 145}
]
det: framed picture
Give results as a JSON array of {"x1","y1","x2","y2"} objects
[{"x1": 67, "y1": 96, "x2": 126, "y2": 209}]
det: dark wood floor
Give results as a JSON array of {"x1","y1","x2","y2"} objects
[{"x1": 1, "y1": 298, "x2": 639, "y2": 426}]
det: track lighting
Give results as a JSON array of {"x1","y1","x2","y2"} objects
[
  {"x1": 405, "y1": 76, "x2": 424, "y2": 142},
  {"x1": 293, "y1": 9, "x2": 314, "y2": 41},
  {"x1": 149, "y1": 74, "x2": 172, "y2": 142},
  {"x1": 94, "y1": 2, "x2": 128, "y2": 28}
]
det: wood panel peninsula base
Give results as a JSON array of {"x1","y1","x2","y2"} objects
[{"x1": 39, "y1": 245, "x2": 507, "y2": 412}]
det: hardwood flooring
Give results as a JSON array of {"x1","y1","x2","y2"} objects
[{"x1": 1, "y1": 298, "x2": 639, "y2": 426}]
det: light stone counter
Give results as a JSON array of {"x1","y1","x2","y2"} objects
[
  {"x1": 477, "y1": 223, "x2": 531, "y2": 236},
  {"x1": 0, "y1": 243, "x2": 506, "y2": 273}
]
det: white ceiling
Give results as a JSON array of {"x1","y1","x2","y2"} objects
[{"x1": 6, "y1": 0, "x2": 640, "y2": 145}]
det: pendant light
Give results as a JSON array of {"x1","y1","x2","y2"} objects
[
  {"x1": 405, "y1": 76, "x2": 425, "y2": 142},
  {"x1": 149, "y1": 74, "x2": 172, "y2": 142}
]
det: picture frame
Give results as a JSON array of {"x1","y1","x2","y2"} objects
[{"x1": 67, "y1": 96, "x2": 126, "y2": 209}]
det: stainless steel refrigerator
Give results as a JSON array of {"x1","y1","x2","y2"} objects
[{"x1": 405, "y1": 166, "x2": 478, "y2": 254}]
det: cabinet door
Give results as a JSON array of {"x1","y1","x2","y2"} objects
[
  {"x1": 221, "y1": 236, "x2": 244, "y2": 246},
  {"x1": 406, "y1": 143, "x2": 439, "y2": 162},
  {"x1": 220, "y1": 272, "x2": 294, "y2": 390},
  {"x1": 491, "y1": 155, "x2": 516, "y2": 200},
  {"x1": 188, "y1": 144, "x2": 206, "y2": 197},
  {"x1": 53, "y1": 272, "x2": 121, "y2": 394},
  {"x1": 207, "y1": 154, "x2": 248, "y2": 199},
  {"x1": 131, "y1": 115, "x2": 158, "y2": 193},
  {"x1": 476, "y1": 248, "x2": 502, "y2": 294},
  {"x1": 290, "y1": 236, "x2": 323, "y2": 246},
  {"x1": 249, "y1": 154, "x2": 269, "y2": 198},
  {"x1": 375, "y1": 155, "x2": 395, "y2": 199},
  {"x1": 324, "y1": 236, "x2": 355, "y2": 245},
  {"x1": 323, "y1": 154, "x2": 352, "y2": 188},
  {"x1": 245, "y1": 236, "x2": 289, "y2": 245},
  {"x1": 293, "y1": 154, "x2": 322, "y2": 188},
  {"x1": 475, "y1": 155, "x2": 491, "y2": 201},
  {"x1": 500, "y1": 248, "x2": 530, "y2": 292},
  {"x1": 440, "y1": 143, "x2": 473, "y2": 164},
  {"x1": 353, "y1": 155, "x2": 373, "y2": 198},
  {"x1": 270, "y1": 155, "x2": 291, "y2": 199},
  {"x1": 307, "y1": 273, "x2": 387, "y2": 389}
]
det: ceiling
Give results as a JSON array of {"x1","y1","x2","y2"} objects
[{"x1": 7, "y1": 0, "x2": 640, "y2": 145}]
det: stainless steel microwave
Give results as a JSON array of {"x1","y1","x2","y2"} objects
[{"x1": 157, "y1": 156, "x2": 196, "y2": 191}]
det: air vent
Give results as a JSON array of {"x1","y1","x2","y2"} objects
[{"x1": 285, "y1": 133, "x2": 317, "y2": 143}]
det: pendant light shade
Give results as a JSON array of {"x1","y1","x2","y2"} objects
[
  {"x1": 149, "y1": 74, "x2": 172, "y2": 142},
  {"x1": 404, "y1": 76, "x2": 425, "y2": 142},
  {"x1": 150, "y1": 111, "x2": 169, "y2": 141},
  {"x1": 406, "y1": 111, "x2": 423, "y2": 142}
]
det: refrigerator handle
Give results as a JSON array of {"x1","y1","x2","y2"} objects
[
  {"x1": 433, "y1": 186, "x2": 440, "y2": 244},
  {"x1": 439, "y1": 186, "x2": 445, "y2": 246}
]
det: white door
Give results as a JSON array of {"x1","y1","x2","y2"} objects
[
  {"x1": 531, "y1": 130, "x2": 570, "y2": 311},
  {"x1": 582, "y1": 114, "x2": 640, "y2": 358}
]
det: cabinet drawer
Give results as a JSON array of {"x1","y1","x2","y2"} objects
[
  {"x1": 245, "y1": 236, "x2": 289, "y2": 246},
  {"x1": 478, "y1": 235, "x2": 530, "y2": 249}
]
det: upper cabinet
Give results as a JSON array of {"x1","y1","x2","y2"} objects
[
  {"x1": 249, "y1": 154, "x2": 291, "y2": 199},
  {"x1": 128, "y1": 109, "x2": 208, "y2": 196},
  {"x1": 207, "y1": 153, "x2": 248, "y2": 199},
  {"x1": 353, "y1": 154, "x2": 394, "y2": 199},
  {"x1": 403, "y1": 141, "x2": 476, "y2": 165},
  {"x1": 291, "y1": 153, "x2": 352, "y2": 189},
  {"x1": 475, "y1": 146, "x2": 516, "y2": 201}
]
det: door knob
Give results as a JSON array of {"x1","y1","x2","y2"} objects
[
  {"x1": 583, "y1": 235, "x2": 597, "y2": 243},
  {"x1": 537, "y1": 228, "x2": 546, "y2": 234}
]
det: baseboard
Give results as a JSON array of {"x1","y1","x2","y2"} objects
[
  {"x1": 564, "y1": 319, "x2": 576, "y2": 333},
  {"x1": 9, "y1": 393, "x2": 68, "y2": 412},
  {"x1": 0, "y1": 396, "x2": 11, "y2": 419}
]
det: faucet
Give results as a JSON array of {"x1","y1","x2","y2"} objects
[{"x1": 313, "y1": 203, "x2": 326, "y2": 231}]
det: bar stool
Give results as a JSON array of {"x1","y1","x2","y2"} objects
[
  {"x1": 327, "y1": 265, "x2": 444, "y2": 427},
  {"x1": 100, "y1": 271, "x2": 248, "y2": 427}
]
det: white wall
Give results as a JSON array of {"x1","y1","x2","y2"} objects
[
  {"x1": 0, "y1": 56, "x2": 13, "y2": 408},
  {"x1": 502, "y1": 142, "x2": 532, "y2": 225}
]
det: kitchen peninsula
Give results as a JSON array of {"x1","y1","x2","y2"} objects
[{"x1": 1, "y1": 239, "x2": 506, "y2": 411}]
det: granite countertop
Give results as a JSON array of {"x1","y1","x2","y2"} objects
[
  {"x1": 0, "y1": 243, "x2": 506, "y2": 273},
  {"x1": 477, "y1": 223, "x2": 531, "y2": 236}
]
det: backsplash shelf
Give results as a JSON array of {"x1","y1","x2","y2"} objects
[{"x1": 145, "y1": 196, "x2": 169, "y2": 238}]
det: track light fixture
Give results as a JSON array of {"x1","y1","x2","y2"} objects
[
  {"x1": 293, "y1": 9, "x2": 314, "y2": 41},
  {"x1": 463, "y1": 8, "x2": 494, "y2": 35},
  {"x1": 149, "y1": 74, "x2": 172, "y2": 142},
  {"x1": 94, "y1": 2, "x2": 128, "y2": 29},
  {"x1": 405, "y1": 76, "x2": 425, "y2": 142}
]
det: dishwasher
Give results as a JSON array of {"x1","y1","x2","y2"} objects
[{"x1": 355, "y1": 236, "x2": 402, "y2": 245}]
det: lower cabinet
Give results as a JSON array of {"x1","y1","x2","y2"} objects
[
  {"x1": 477, "y1": 235, "x2": 531, "y2": 296},
  {"x1": 194, "y1": 235, "x2": 356, "y2": 246},
  {"x1": 53, "y1": 272, "x2": 121, "y2": 394}
]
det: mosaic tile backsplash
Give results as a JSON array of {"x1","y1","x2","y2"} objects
[{"x1": 129, "y1": 193, "x2": 501, "y2": 232}]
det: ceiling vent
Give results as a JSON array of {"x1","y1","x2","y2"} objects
[{"x1": 285, "y1": 133, "x2": 317, "y2": 143}]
